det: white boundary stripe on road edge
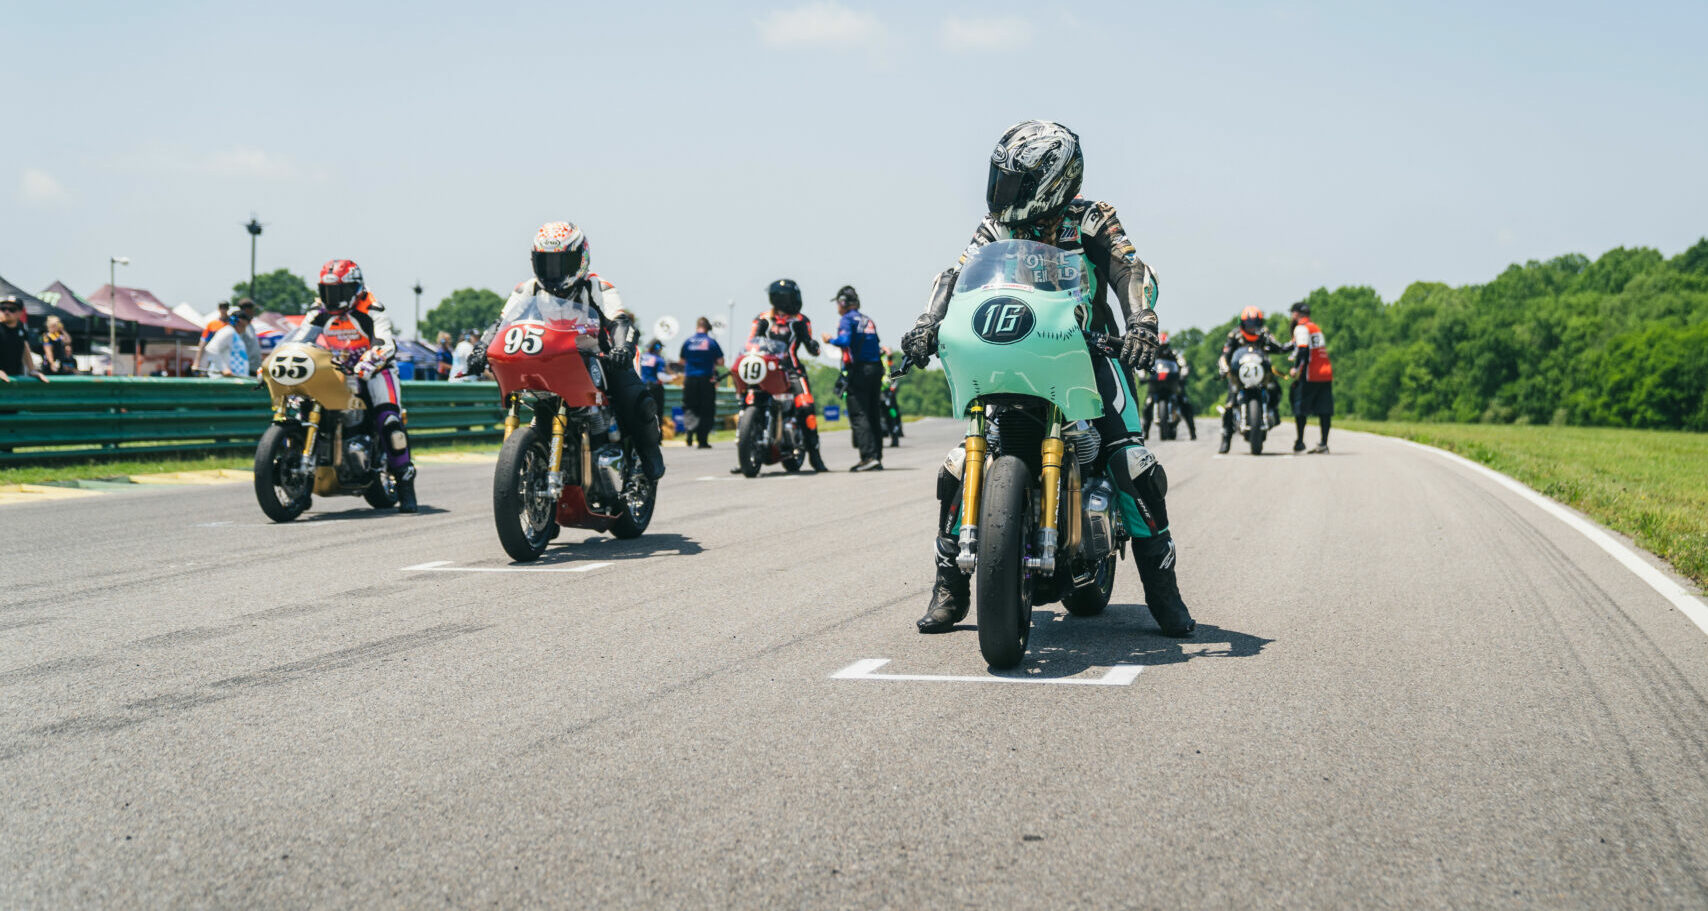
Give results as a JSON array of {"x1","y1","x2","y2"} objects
[
  {"x1": 1392, "y1": 436, "x2": 1708, "y2": 636},
  {"x1": 832, "y1": 658, "x2": 1142, "y2": 686},
  {"x1": 402, "y1": 560, "x2": 613, "y2": 574}
]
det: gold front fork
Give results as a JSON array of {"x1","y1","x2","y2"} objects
[
  {"x1": 502, "y1": 395, "x2": 520, "y2": 441},
  {"x1": 299, "y1": 405, "x2": 323, "y2": 476},
  {"x1": 1035, "y1": 410, "x2": 1066, "y2": 574},
  {"x1": 546, "y1": 403, "x2": 569, "y2": 501},
  {"x1": 955, "y1": 403, "x2": 987, "y2": 572}
]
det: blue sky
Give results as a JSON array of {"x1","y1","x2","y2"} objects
[{"x1": 6, "y1": 0, "x2": 1705, "y2": 350}]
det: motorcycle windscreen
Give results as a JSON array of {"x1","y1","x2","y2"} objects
[
  {"x1": 488, "y1": 290, "x2": 605, "y2": 403},
  {"x1": 937, "y1": 241, "x2": 1102, "y2": 421}
]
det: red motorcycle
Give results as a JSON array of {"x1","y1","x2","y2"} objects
[
  {"x1": 731, "y1": 337, "x2": 807, "y2": 477},
  {"x1": 487, "y1": 289, "x2": 657, "y2": 561}
]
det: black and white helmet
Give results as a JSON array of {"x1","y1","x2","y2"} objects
[{"x1": 986, "y1": 120, "x2": 1084, "y2": 227}]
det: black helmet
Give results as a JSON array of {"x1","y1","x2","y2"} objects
[
  {"x1": 833, "y1": 285, "x2": 859, "y2": 306},
  {"x1": 768, "y1": 279, "x2": 803, "y2": 315},
  {"x1": 1289, "y1": 301, "x2": 1311, "y2": 317},
  {"x1": 987, "y1": 120, "x2": 1084, "y2": 226}
]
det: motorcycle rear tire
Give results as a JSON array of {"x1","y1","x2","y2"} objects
[
  {"x1": 1063, "y1": 552, "x2": 1116, "y2": 617},
  {"x1": 254, "y1": 424, "x2": 311, "y2": 523},
  {"x1": 976, "y1": 455, "x2": 1036, "y2": 670},
  {"x1": 494, "y1": 424, "x2": 554, "y2": 562},
  {"x1": 1246, "y1": 399, "x2": 1266, "y2": 455},
  {"x1": 363, "y1": 471, "x2": 398, "y2": 510},
  {"x1": 611, "y1": 464, "x2": 655, "y2": 540},
  {"x1": 736, "y1": 407, "x2": 763, "y2": 478}
]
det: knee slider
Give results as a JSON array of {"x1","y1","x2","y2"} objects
[{"x1": 382, "y1": 413, "x2": 409, "y2": 452}]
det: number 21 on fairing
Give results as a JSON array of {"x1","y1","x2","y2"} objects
[{"x1": 502, "y1": 323, "x2": 545, "y2": 355}]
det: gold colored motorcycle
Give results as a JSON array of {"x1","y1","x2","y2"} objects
[{"x1": 254, "y1": 325, "x2": 399, "y2": 521}]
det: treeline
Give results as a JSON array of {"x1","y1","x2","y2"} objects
[
  {"x1": 1174, "y1": 238, "x2": 1708, "y2": 431},
  {"x1": 804, "y1": 363, "x2": 953, "y2": 417}
]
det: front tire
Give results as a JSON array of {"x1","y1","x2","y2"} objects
[
  {"x1": 254, "y1": 424, "x2": 312, "y2": 522},
  {"x1": 1246, "y1": 398, "x2": 1266, "y2": 455},
  {"x1": 494, "y1": 424, "x2": 554, "y2": 562},
  {"x1": 976, "y1": 455, "x2": 1036, "y2": 670},
  {"x1": 736, "y1": 407, "x2": 762, "y2": 478}
]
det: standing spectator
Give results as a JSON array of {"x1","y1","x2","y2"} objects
[
  {"x1": 450, "y1": 330, "x2": 478, "y2": 381},
  {"x1": 822, "y1": 285, "x2": 885, "y2": 471},
  {"x1": 191, "y1": 300, "x2": 231, "y2": 373},
  {"x1": 1, "y1": 296, "x2": 47, "y2": 383},
  {"x1": 203, "y1": 309, "x2": 262, "y2": 377},
  {"x1": 39, "y1": 315, "x2": 77, "y2": 375},
  {"x1": 435, "y1": 331, "x2": 453, "y2": 380},
  {"x1": 678, "y1": 316, "x2": 724, "y2": 449},
  {"x1": 638, "y1": 339, "x2": 674, "y2": 430},
  {"x1": 1287, "y1": 301, "x2": 1334, "y2": 454}
]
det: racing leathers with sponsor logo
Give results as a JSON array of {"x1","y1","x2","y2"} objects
[
  {"x1": 304, "y1": 293, "x2": 418, "y2": 511},
  {"x1": 900, "y1": 198, "x2": 1194, "y2": 638},
  {"x1": 1215, "y1": 323, "x2": 1287, "y2": 454},
  {"x1": 749, "y1": 305, "x2": 830, "y2": 473}
]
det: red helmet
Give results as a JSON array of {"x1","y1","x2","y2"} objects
[
  {"x1": 318, "y1": 259, "x2": 365, "y2": 312},
  {"x1": 1158, "y1": 331, "x2": 1170, "y2": 346},
  {"x1": 532, "y1": 221, "x2": 590, "y2": 293},
  {"x1": 1239, "y1": 306, "x2": 1264, "y2": 341}
]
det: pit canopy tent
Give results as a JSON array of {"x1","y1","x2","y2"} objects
[
  {"x1": 0, "y1": 274, "x2": 88, "y2": 325},
  {"x1": 85, "y1": 285, "x2": 203, "y2": 336}
]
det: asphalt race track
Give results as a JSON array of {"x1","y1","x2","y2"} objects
[{"x1": 4, "y1": 419, "x2": 1708, "y2": 907}]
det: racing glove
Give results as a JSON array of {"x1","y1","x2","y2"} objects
[
  {"x1": 353, "y1": 350, "x2": 382, "y2": 379},
  {"x1": 899, "y1": 323, "x2": 938, "y2": 369},
  {"x1": 467, "y1": 345, "x2": 488, "y2": 378},
  {"x1": 1119, "y1": 310, "x2": 1161, "y2": 371}
]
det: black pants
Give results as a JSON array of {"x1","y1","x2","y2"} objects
[
  {"x1": 608, "y1": 362, "x2": 663, "y2": 450},
  {"x1": 646, "y1": 383, "x2": 666, "y2": 429},
  {"x1": 845, "y1": 361, "x2": 884, "y2": 461},
  {"x1": 682, "y1": 375, "x2": 717, "y2": 446}
]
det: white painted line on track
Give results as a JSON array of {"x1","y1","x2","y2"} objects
[
  {"x1": 832, "y1": 658, "x2": 1142, "y2": 686},
  {"x1": 1395, "y1": 437, "x2": 1708, "y2": 636},
  {"x1": 401, "y1": 560, "x2": 614, "y2": 574},
  {"x1": 694, "y1": 476, "x2": 741, "y2": 482}
]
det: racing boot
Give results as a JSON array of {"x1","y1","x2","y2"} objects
[
  {"x1": 1217, "y1": 434, "x2": 1231, "y2": 454},
  {"x1": 916, "y1": 536, "x2": 970, "y2": 633},
  {"x1": 808, "y1": 446, "x2": 830, "y2": 473},
  {"x1": 394, "y1": 464, "x2": 419, "y2": 514},
  {"x1": 1133, "y1": 533, "x2": 1194, "y2": 637},
  {"x1": 640, "y1": 443, "x2": 667, "y2": 480}
]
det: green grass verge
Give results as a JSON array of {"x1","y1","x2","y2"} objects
[
  {"x1": 1343, "y1": 419, "x2": 1708, "y2": 589},
  {"x1": 0, "y1": 436, "x2": 503, "y2": 486}
]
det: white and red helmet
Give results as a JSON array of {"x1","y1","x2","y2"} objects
[
  {"x1": 532, "y1": 221, "x2": 590, "y2": 292},
  {"x1": 317, "y1": 259, "x2": 365, "y2": 312}
]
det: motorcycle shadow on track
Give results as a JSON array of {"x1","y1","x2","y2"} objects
[
  {"x1": 963, "y1": 608, "x2": 1273, "y2": 678},
  {"x1": 526, "y1": 532, "x2": 704, "y2": 564},
  {"x1": 297, "y1": 504, "x2": 449, "y2": 522}
]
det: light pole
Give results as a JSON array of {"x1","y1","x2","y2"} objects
[
  {"x1": 245, "y1": 217, "x2": 263, "y2": 303},
  {"x1": 108, "y1": 256, "x2": 129, "y2": 375},
  {"x1": 413, "y1": 281, "x2": 423, "y2": 340}
]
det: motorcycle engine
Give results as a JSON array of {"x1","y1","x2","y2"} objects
[
  {"x1": 340, "y1": 433, "x2": 373, "y2": 480},
  {"x1": 1081, "y1": 477, "x2": 1117, "y2": 559},
  {"x1": 591, "y1": 444, "x2": 626, "y2": 504}
]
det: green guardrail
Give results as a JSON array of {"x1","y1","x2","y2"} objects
[{"x1": 0, "y1": 376, "x2": 741, "y2": 464}]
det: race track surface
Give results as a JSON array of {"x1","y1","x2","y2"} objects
[{"x1": 4, "y1": 420, "x2": 1708, "y2": 908}]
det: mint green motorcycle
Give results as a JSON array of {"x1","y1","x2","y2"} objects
[{"x1": 899, "y1": 239, "x2": 1130, "y2": 669}]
